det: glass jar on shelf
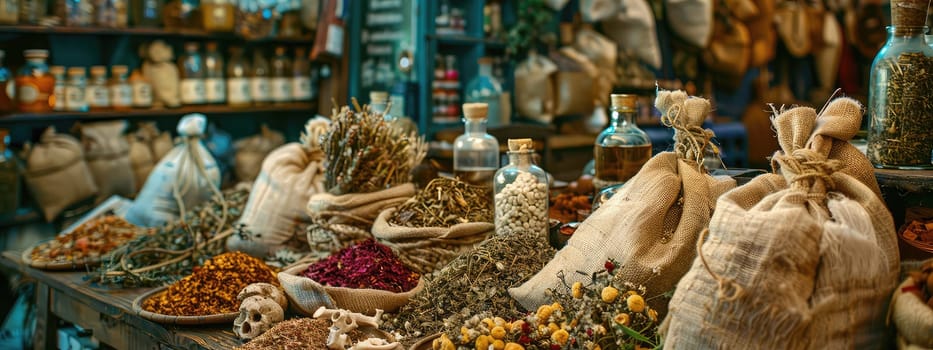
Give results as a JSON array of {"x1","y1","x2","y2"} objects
[
  {"x1": 494, "y1": 138, "x2": 548, "y2": 237},
  {"x1": 95, "y1": 0, "x2": 128, "y2": 27},
  {"x1": 178, "y1": 42, "x2": 206, "y2": 105},
  {"x1": 0, "y1": 51, "x2": 13, "y2": 113},
  {"x1": 867, "y1": 0, "x2": 933, "y2": 169},
  {"x1": 236, "y1": 0, "x2": 275, "y2": 39},
  {"x1": 62, "y1": 0, "x2": 94, "y2": 26},
  {"x1": 270, "y1": 46, "x2": 292, "y2": 104},
  {"x1": 86, "y1": 65, "x2": 110, "y2": 111},
  {"x1": 130, "y1": 0, "x2": 160, "y2": 27},
  {"x1": 226, "y1": 46, "x2": 251, "y2": 107},
  {"x1": 129, "y1": 69, "x2": 152, "y2": 108},
  {"x1": 110, "y1": 65, "x2": 132, "y2": 110},
  {"x1": 291, "y1": 47, "x2": 311, "y2": 102},
  {"x1": 369, "y1": 90, "x2": 391, "y2": 120},
  {"x1": 15, "y1": 49, "x2": 54, "y2": 113},
  {"x1": 201, "y1": 0, "x2": 234, "y2": 32},
  {"x1": 0, "y1": 128, "x2": 21, "y2": 216},
  {"x1": 0, "y1": 0, "x2": 17, "y2": 24},
  {"x1": 250, "y1": 49, "x2": 270, "y2": 105},
  {"x1": 50, "y1": 65, "x2": 66, "y2": 111},
  {"x1": 454, "y1": 102, "x2": 500, "y2": 189},
  {"x1": 465, "y1": 57, "x2": 503, "y2": 127},
  {"x1": 162, "y1": 0, "x2": 199, "y2": 29},
  {"x1": 19, "y1": 0, "x2": 45, "y2": 24},
  {"x1": 65, "y1": 66, "x2": 88, "y2": 112},
  {"x1": 204, "y1": 41, "x2": 225, "y2": 104},
  {"x1": 593, "y1": 94, "x2": 652, "y2": 191}
]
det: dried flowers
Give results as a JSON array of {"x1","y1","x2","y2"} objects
[
  {"x1": 389, "y1": 177, "x2": 493, "y2": 228},
  {"x1": 30, "y1": 215, "x2": 143, "y2": 264},
  {"x1": 142, "y1": 251, "x2": 278, "y2": 316},
  {"x1": 302, "y1": 239, "x2": 420, "y2": 292}
]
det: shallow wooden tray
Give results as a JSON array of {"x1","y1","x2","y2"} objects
[{"x1": 132, "y1": 286, "x2": 238, "y2": 325}]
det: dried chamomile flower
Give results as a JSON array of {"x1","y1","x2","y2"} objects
[
  {"x1": 601, "y1": 286, "x2": 619, "y2": 303},
  {"x1": 627, "y1": 294, "x2": 645, "y2": 313},
  {"x1": 613, "y1": 313, "x2": 630, "y2": 326},
  {"x1": 551, "y1": 329, "x2": 570, "y2": 345},
  {"x1": 572, "y1": 282, "x2": 584, "y2": 299}
]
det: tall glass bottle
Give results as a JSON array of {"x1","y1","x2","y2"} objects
[
  {"x1": 65, "y1": 67, "x2": 88, "y2": 112},
  {"x1": 454, "y1": 102, "x2": 499, "y2": 188},
  {"x1": 86, "y1": 65, "x2": 110, "y2": 111},
  {"x1": 465, "y1": 57, "x2": 503, "y2": 127},
  {"x1": 50, "y1": 65, "x2": 66, "y2": 111},
  {"x1": 204, "y1": 41, "x2": 226, "y2": 104},
  {"x1": 110, "y1": 65, "x2": 132, "y2": 111},
  {"x1": 227, "y1": 46, "x2": 251, "y2": 107},
  {"x1": 593, "y1": 94, "x2": 652, "y2": 191},
  {"x1": 178, "y1": 42, "x2": 207, "y2": 105},
  {"x1": 270, "y1": 46, "x2": 292, "y2": 104},
  {"x1": 867, "y1": 0, "x2": 933, "y2": 169},
  {"x1": 291, "y1": 47, "x2": 312, "y2": 102},
  {"x1": 129, "y1": 69, "x2": 152, "y2": 109},
  {"x1": 250, "y1": 49, "x2": 271, "y2": 105},
  {"x1": 0, "y1": 128, "x2": 20, "y2": 216},
  {"x1": 15, "y1": 49, "x2": 54, "y2": 113},
  {"x1": 0, "y1": 51, "x2": 13, "y2": 113},
  {"x1": 493, "y1": 138, "x2": 548, "y2": 237}
]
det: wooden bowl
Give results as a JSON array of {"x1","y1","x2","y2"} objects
[{"x1": 132, "y1": 286, "x2": 239, "y2": 325}]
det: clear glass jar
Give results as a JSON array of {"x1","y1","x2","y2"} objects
[
  {"x1": 129, "y1": 68, "x2": 152, "y2": 108},
  {"x1": 86, "y1": 65, "x2": 110, "y2": 110},
  {"x1": 0, "y1": 128, "x2": 21, "y2": 216},
  {"x1": 0, "y1": 0, "x2": 17, "y2": 24},
  {"x1": 95, "y1": 0, "x2": 128, "y2": 27},
  {"x1": 270, "y1": 46, "x2": 292, "y2": 103},
  {"x1": 50, "y1": 65, "x2": 66, "y2": 111},
  {"x1": 178, "y1": 42, "x2": 207, "y2": 105},
  {"x1": 227, "y1": 46, "x2": 251, "y2": 107},
  {"x1": 16, "y1": 50, "x2": 54, "y2": 113},
  {"x1": 0, "y1": 51, "x2": 13, "y2": 113},
  {"x1": 201, "y1": 0, "x2": 234, "y2": 32},
  {"x1": 250, "y1": 49, "x2": 270, "y2": 105},
  {"x1": 370, "y1": 90, "x2": 391, "y2": 121},
  {"x1": 593, "y1": 94, "x2": 652, "y2": 190},
  {"x1": 465, "y1": 57, "x2": 503, "y2": 127},
  {"x1": 62, "y1": 0, "x2": 94, "y2": 26},
  {"x1": 65, "y1": 66, "x2": 88, "y2": 112},
  {"x1": 162, "y1": 0, "x2": 198, "y2": 29},
  {"x1": 867, "y1": 24, "x2": 933, "y2": 168},
  {"x1": 494, "y1": 138, "x2": 548, "y2": 237},
  {"x1": 204, "y1": 41, "x2": 225, "y2": 104},
  {"x1": 19, "y1": 0, "x2": 45, "y2": 24},
  {"x1": 110, "y1": 65, "x2": 132, "y2": 110},
  {"x1": 454, "y1": 102, "x2": 500, "y2": 188},
  {"x1": 291, "y1": 47, "x2": 311, "y2": 102},
  {"x1": 130, "y1": 0, "x2": 160, "y2": 27}
]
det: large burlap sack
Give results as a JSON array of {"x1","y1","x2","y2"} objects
[
  {"x1": 551, "y1": 50, "x2": 596, "y2": 117},
  {"x1": 662, "y1": 97, "x2": 898, "y2": 349},
  {"x1": 233, "y1": 124, "x2": 285, "y2": 183},
  {"x1": 666, "y1": 0, "x2": 714, "y2": 48},
  {"x1": 23, "y1": 128, "x2": 98, "y2": 221},
  {"x1": 775, "y1": 0, "x2": 813, "y2": 57},
  {"x1": 580, "y1": 0, "x2": 619, "y2": 22},
  {"x1": 510, "y1": 91, "x2": 736, "y2": 313},
  {"x1": 603, "y1": 0, "x2": 662, "y2": 69},
  {"x1": 515, "y1": 51, "x2": 558, "y2": 123},
  {"x1": 127, "y1": 135, "x2": 155, "y2": 194},
  {"x1": 227, "y1": 118, "x2": 330, "y2": 258},
  {"x1": 125, "y1": 114, "x2": 222, "y2": 227},
  {"x1": 278, "y1": 261, "x2": 424, "y2": 316},
  {"x1": 135, "y1": 122, "x2": 173, "y2": 163},
  {"x1": 78, "y1": 121, "x2": 135, "y2": 202},
  {"x1": 306, "y1": 184, "x2": 416, "y2": 256},
  {"x1": 575, "y1": 27, "x2": 618, "y2": 107},
  {"x1": 703, "y1": 12, "x2": 752, "y2": 78},
  {"x1": 890, "y1": 263, "x2": 933, "y2": 349}
]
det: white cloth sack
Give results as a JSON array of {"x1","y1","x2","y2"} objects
[
  {"x1": 23, "y1": 128, "x2": 99, "y2": 221},
  {"x1": 79, "y1": 120, "x2": 136, "y2": 202},
  {"x1": 515, "y1": 51, "x2": 558, "y2": 123},
  {"x1": 602, "y1": 0, "x2": 662, "y2": 69}
]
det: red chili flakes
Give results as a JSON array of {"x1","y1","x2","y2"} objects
[{"x1": 302, "y1": 239, "x2": 419, "y2": 293}]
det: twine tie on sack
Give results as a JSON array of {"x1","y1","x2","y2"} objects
[
  {"x1": 659, "y1": 99, "x2": 717, "y2": 171},
  {"x1": 771, "y1": 149, "x2": 842, "y2": 198},
  {"x1": 696, "y1": 228, "x2": 745, "y2": 302},
  {"x1": 172, "y1": 134, "x2": 227, "y2": 254}
]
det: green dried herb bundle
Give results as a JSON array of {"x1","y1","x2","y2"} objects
[
  {"x1": 323, "y1": 100, "x2": 427, "y2": 195},
  {"x1": 389, "y1": 177, "x2": 493, "y2": 228},
  {"x1": 868, "y1": 52, "x2": 933, "y2": 166},
  {"x1": 383, "y1": 230, "x2": 555, "y2": 344},
  {"x1": 93, "y1": 187, "x2": 249, "y2": 287}
]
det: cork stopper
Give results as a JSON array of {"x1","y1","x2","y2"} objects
[
  {"x1": 462, "y1": 103, "x2": 488, "y2": 120},
  {"x1": 67, "y1": 67, "x2": 86, "y2": 77},
  {"x1": 50, "y1": 66, "x2": 65, "y2": 76},
  {"x1": 23, "y1": 49, "x2": 48, "y2": 59},
  {"x1": 610, "y1": 94, "x2": 637, "y2": 109},
  {"x1": 112, "y1": 65, "x2": 128, "y2": 76},
  {"x1": 508, "y1": 138, "x2": 534, "y2": 152},
  {"x1": 90, "y1": 66, "x2": 107, "y2": 77},
  {"x1": 891, "y1": 0, "x2": 929, "y2": 28},
  {"x1": 370, "y1": 91, "x2": 388, "y2": 103}
]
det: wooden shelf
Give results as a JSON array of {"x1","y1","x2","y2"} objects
[
  {"x1": 0, "y1": 25, "x2": 314, "y2": 44},
  {"x1": 875, "y1": 168, "x2": 933, "y2": 193},
  {"x1": 0, "y1": 102, "x2": 317, "y2": 123}
]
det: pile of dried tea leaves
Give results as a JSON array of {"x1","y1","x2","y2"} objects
[
  {"x1": 383, "y1": 230, "x2": 555, "y2": 344},
  {"x1": 389, "y1": 177, "x2": 493, "y2": 228},
  {"x1": 868, "y1": 52, "x2": 933, "y2": 166}
]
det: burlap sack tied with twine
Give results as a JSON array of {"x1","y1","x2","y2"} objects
[
  {"x1": 510, "y1": 90, "x2": 736, "y2": 314},
  {"x1": 77, "y1": 120, "x2": 136, "y2": 202},
  {"x1": 227, "y1": 118, "x2": 330, "y2": 258},
  {"x1": 233, "y1": 124, "x2": 286, "y2": 183},
  {"x1": 23, "y1": 127, "x2": 99, "y2": 221},
  {"x1": 278, "y1": 260, "x2": 424, "y2": 316},
  {"x1": 890, "y1": 259, "x2": 933, "y2": 349},
  {"x1": 662, "y1": 97, "x2": 899, "y2": 349}
]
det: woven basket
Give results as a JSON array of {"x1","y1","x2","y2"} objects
[{"x1": 132, "y1": 286, "x2": 238, "y2": 325}]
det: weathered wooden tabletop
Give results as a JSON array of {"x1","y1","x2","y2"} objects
[{"x1": 0, "y1": 251, "x2": 242, "y2": 350}]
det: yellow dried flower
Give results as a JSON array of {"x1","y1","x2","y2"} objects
[
  {"x1": 595, "y1": 325, "x2": 607, "y2": 335},
  {"x1": 491, "y1": 326, "x2": 507, "y2": 340},
  {"x1": 493, "y1": 339, "x2": 505, "y2": 350},
  {"x1": 483, "y1": 318, "x2": 496, "y2": 329},
  {"x1": 494, "y1": 317, "x2": 507, "y2": 327},
  {"x1": 504, "y1": 343, "x2": 524, "y2": 350},
  {"x1": 613, "y1": 313, "x2": 630, "y2": 326},
  {"x1": 434, "y1": 334, "x2": 455, "y2": 350},
  {"x1": 601, "y1": 286, "x2": 619, "y2": 303},
  {"x1": 627, "y1": 294, "x2": 646, "y2": 313},
  {"x1": 592, "y1": 345, "x2": 601, "y2": 350},
  {"x1": 626, "y1": 290, "x2": 638, "y2": 297},
  {"x1": 551, "y1": 329, "x2": 570, "y2": 345},
  {"x1": 475, "y1": 335, "x2": 491, "y2": 350},
  {"x1": 461, "y1": 326, "x2": 472, "y2": 344},
  {"x1": 548, "y1": 322, "x2": 560, "y2": 334},
  {"x1": 510, "y1": 320, "x2": 525, "y2": 334},
  {"x1": 536, "y1": 305, "x2": 554, "y2": 324},
  {"x1": 648, "y1": 308, "x2": 658, "y2": 322},
  {"x1": 551, "y1": 302, "x2": 563, "y2": 311},
  {"x1": 538, "y1": 325, "x2": 550, "y2": 336},
  {"x1": 570, "y1": 318, "x2": 578, "y2": 328},
  {"x1": 572, "y1": 282, "x2": 584, "y2": 299}
]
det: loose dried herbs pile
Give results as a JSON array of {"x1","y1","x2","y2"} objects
[
  {"x1": 389, "y1": 177, "x2": 493, "y2": 228},
  {"x1": 549, "y1": 193, "x2": 592, "y2": 223},
  {"x1": 384, "y1": 230, "x2": 556, "y2": 342},
  {"x1": 868, "y1": 52, "x2": 933, "y2": 166},
  {"x1": 142, "y1": 251, "x2": 278, "y2": 316},
  {"x1": 303, "y1": 239, "x2": 419, "y2": 292},
  {"x1": 30, "y1": 215, "x2": 143, "y2": 264},
  {"x1": 902, "y1": 218, "x2": 933, "y2": 247},
  {"x1": 234, "y1": 318, "x2": 370, "y2": 350}
]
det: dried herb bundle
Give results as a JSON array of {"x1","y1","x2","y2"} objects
[
  {"x1": 93, "y1": 187, "x2": 250, "y2": 287},
  {"x1": 868, "y1": 52, "x2": 933, "y2": 166},
  {"x1": 383, "y1": 230, "x2": 555, "y2": 343},
  {"x1": 389, "y1": 177, "x2": 493, "y2": 228},
  {"x1": 323, "y1": 100, "x2": 427, "y2": 195}
]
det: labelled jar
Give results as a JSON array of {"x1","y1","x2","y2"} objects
[
  {"x1": 201, "y1": 0, "x2": 234, "y2": 32},
  {"x1": 15, "y1": 49, "x2": 54, "y2": 113},
  {"x1": 110, "y1": 65, "x2": 132, "y2": 110},
  {"x1": 178, "y1": 42, "x2": 207, "y2": 105},
  {"x1": 270, "y1": 46, "x2": 292, "y2": 103},
  {"x1": 493, "y1": 138, "x2": 549, "y2": 237},
  {"x1": 250, "y1": 49, "x2": 271, "y2": 105},
  {"x1": 291, "y1": 47, "x2": 312, "y2": 102},
  {"x1": 129, "y1": 69, "x2": 152, "y2": 108},
  {"x1": 51, "y1": 65, "x2": 66, "y2": 111},
  {"x1": 227, "y1": 46, "x2": 251, "y2": 107},
  {"x1": 204, "y1": 41, "x2": 226, "y2": 104},
  {"x1": 65, "y1": 67, "x2": 88, "y2": 112},
  {"x1": 87, "y1": 65, "x2": 110, "y2": 110},
  {"x1": 0, "y1": 0, "x2": 17, "y2": 24}
]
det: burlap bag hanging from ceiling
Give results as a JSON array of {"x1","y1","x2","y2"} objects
[
  {"x1": 514, "y1": 51, "x2": 557, "y2": 123},
  {"x1": 602, "y1": 0, "x2": 663, "y2": 69},
  {"x1": 233, "y1": 124, "x2": 286, "y2": 183},
  {"x1": 662, "y1": 98, "x2": 898, "y2": 349},
  {"x1": 77, "y1": 120, "x2": 136, "y2": 202},
  {"x1": 127, "y1": 135, "x2": 155, "y2": 194},
  {"x1": 666, "y1": 0, "x2": 715, "y2": 48},
  {"x1": 703, "y1": 10, "x2": 752, "y2": 78},
  {"x1": 775, "y1": 0, "x2": 813, "y2": 57},
  {"x1": 510, "y1": 90, "x2": 736, "y2": 314},
  {"x1": 743, "y1": 0, "x2": 777, "y2": 67},
  {"x1": 227, "y1": 118, "x2": 330, "y2": 258},
  {"x1": 22, "y1": 128, "x2": 99, "y2": 221}
]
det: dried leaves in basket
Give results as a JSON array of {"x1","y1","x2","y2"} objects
[{"x1": 389, "y1": 177, "x2": 493, "y2": 228}]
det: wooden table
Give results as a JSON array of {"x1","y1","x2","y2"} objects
[{"x1": 0, "y1": 251, "x2": 241, "y2": 350}]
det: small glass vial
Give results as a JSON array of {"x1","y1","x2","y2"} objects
[
  {"x1": 0, "y1": 51, "x2": 14, "y2": 113},
  {"x1": 270, "y1": 46, "x2": 292, "y2": 104},
  {"x1": 454, "y1": 102, "x2": 500, "y2": 189},
  {"x1": 110, "y1": 65, "x2": 132, "y2": 110},
  {"x1": 50, "y1": 65, "x2": 66, "y2": 111},
  {"x1": 204, "y1": 41, "x2": 226, "y2": 104},
  {"x1": 227, "y1": 46, "x2": 251, "y2": 107},
  {"x1": 16, "y1": 49, "x2": 54, "y2": 113},
  {"x1": 593, "y1": 94, "x2": 652, "y2": 191},
  {"x1": 65, "y1": 67, "x2": 88, "y2": 112},
  {"x1": 129, "y1": 69, "x2": 152, "y2": 108},
  {"x1": 494, "y1": 138, "x2": 548, "y2": 237},
  {"x1": 291, "y1": 47, "x2": 312, "y2": 102},
  {"x1": 86, "y1": 65, "x2": 110, "y2": 111},
  {"x1": 250, "y1": 49, "x2": 271, "y2": 105},
  {"x1": 178, "y1": 42, "x2": 207, "y2": 105}
]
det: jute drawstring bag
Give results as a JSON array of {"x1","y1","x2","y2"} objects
[
  {"x1": 135, "y1": 122, "x2": 173, "y2": 162},
  {"x1": 127, "y1": 135, "x2": 155, "y2": 194},
  {"x1": 662, "y1": 97, "x2": 898, "y2": 349},
  {"x1": 510, "y1": 90, "x2": 736, "y2": 314},
  {"x1": 227, "y1": 118, "x2": 329, "y2": 258},
  {"x1": 23, "y1": 128, "x2": 98, "y2": 221},
  {"x1": 77, "y1": 120, "x2": 136, "y2": 202},
  {"x1": 233, "y1": 124, "x2": 285, "y2": 183}
]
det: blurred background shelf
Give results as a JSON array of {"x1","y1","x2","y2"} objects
[{"x1": 0, "y1": 102, "x2": 318, "y2": 124}]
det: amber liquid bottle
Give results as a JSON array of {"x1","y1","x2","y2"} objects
[{"x1": 593, "y1": 94, "x2": 652, "y2": 191}]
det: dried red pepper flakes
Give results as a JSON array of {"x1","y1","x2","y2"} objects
[{"x1": 302, "y1": 239, "x2": 419, "y2": 293}]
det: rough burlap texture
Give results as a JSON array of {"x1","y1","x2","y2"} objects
[
  {"x1": 79, "y1": 121, "x2": 136, "y2": 202},
  {"x1": 233, "y1": 125, "x2": 286, "y2": 183},
  {"x1": 306, "y1": 184, "x2": 416, "y2": 256},
  {"x1": 666, "y1": 0, "x2": 714, "y2": 48},
  {"x1": 278, "y1": 261, "x2": 424, "y2": 316},
  {"x1": 23, "y1": 128, "x2": 98, "y2": 221},
  {"x1": 662, "y1": 98, "x2": 899, "y2": 349},
  {"x1": 127, "y1": 136, "x2": 155, "y2": 194},
  {"x1": 227, "y1": 118, "x2": 330, "y2": 258},
  {"x1": 511, "y1": 91, "x2": 736, "y2": 313},
  {"x1": 135, "y1": 122, "x2": 173, "y2": 162},
  {"x1": 890, "y1": 258, "x2": 933, "y2": 349},
  {"x1": 371, "y1": 207, "x2": 493, "y2": 274}
]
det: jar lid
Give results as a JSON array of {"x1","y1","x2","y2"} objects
[
  {"x1": 508, "y1": 138, "x2": 533, "y2": 152},
  {"x1": 90, "y1": 66, "x2": 107, "y2": 76},
  {"x1": 67, "y1": 67, "x2": 86, "y2": 76},
  {"x1": 891, "y1": 0, "x2": 928, "y2": 27},
  {"x1": 205, "y1": 41, "x2": 219, "y2": 51},
  {"x1": 23, "y1": 49, "x2": 49, "y2": 59},
  {"x1": 50, "y1": 66, "x2": 65, "y2": 75},
  {"x1": 370, "y1": 91, "x2": 388, "y2": 103},
  {"x1": 462, "y1": 103, "x2": 488, "y2": 120},
  {"x1": 477, "y1": 57, "x2": 494, "y2": 65},
  {"x1": 185, "y1": 42, "x2": 199, "y2": 51},
  {"x1": 610, "y1": 94, "x2": 637, "y2": 109},
  {"x1": 112, "y1": 65, "x2": 129, "y2": 75}
]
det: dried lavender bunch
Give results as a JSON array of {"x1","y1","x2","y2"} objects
[{"x1": 323, "y1": 100, "x2": 427, "y2": 195}]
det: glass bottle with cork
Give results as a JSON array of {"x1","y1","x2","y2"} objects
[
  {"x1": 50, "y1": 65, "x2": 66, "y2": 111},
  {"x1": 129, "y1": 69, "x2": 152, "y2": 109},
  {"x1": 867, "y1": 0, "x2": 933, "y2": 169},
  {"x1": 110, "y1": 65, "x2": 132, "y2": 111},
  {"x1": 0, "y1": 128, "x2": 20, "y2": 216},
  {"x1": 465, "y1": 57, "x2": 503, "y2": 127},
  {"x1": 179, "y1": 42, "x2": 207, "y2": 105},
  {"x1": 270, "y1": 46, "x2": 292, "y2": 104},
  {"x1": 65, "y1": 67, "x2": 88, "y2": 112},
  {"x1": 291, "y1": 47, "x2": 312, "y2": 102},
  {"x1": 15, "y1": 49, "x2": 54, "y2": 113},
  {"x1": 370, "y1": 90, "x2": 392, "y2": 122},
  {"x1": 87, "y1": 66, "x2": 110, "y2": 111},
  {"x1": 250, "y1": 49, "x2": 271, "y2": 105},
  {"x1": 204, "y1": 42, "x2": 226, "y2": 105},
  {"x1": 454, "y1": 102, "x2": 500, "y2": 189},
  {"x1": 201, "y1": 0, "x2": 234, "y2": 32},
  {"x1": 0, "y1": 51, "x2": 13, "y2": 113},
  {"x1": 593, "y1": 94, "x2": 652, "y2": 191},
  {"x1": 227, "y1": 46, "x2": 251, "y2": 107},
  {"x1": 493, "y1": 138, "x2": 549, "y2": 237}
]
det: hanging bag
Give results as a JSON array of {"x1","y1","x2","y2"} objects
[
  {"x1": 515, "y1": 51, "x2": 558, "y2": 123},
  {"x1": 775, "y1": 0, "x2": 813, "y2": 57},
  {"x1": 666, "y1": 0, "x2": 715, "y2": 48},
  {"x1": 77, "y1": 120, "x2": 136, "y2": 202},
  {"x1": 603, "y1": 0, "x2": 663, "y2": 69},
  {"x1": 23, "y1": 128, "x2": 98, "y2": 221}
]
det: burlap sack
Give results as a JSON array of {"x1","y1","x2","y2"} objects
[
  {"x1": 550, "y1": 49, "x2": 596, "y2": 117},
  {"x1": 575, "y1": 27, "x2": 617, "y2": 107},
  {"x1": 515, "y1": 52, "x2": 558, "y2": 123},
  {"x1": 890, "y1": 266, "x2": 933, "y2": 348},
  {"x1": 603, "y1": 0, "x2": 662, "y2": 69},
  {"x1": 278, "y1": 261, "x2": 424, "y2": 316},
  {"x1": 703, "y1": 14, "x2": 751, "y2": 78},
  {"x1": 744, "y1": 0, "x2": 777, "y2": 67},
  {"x1": 227, "y1": 118, "x2": 330, "y2": 258},
  {"x1": 775, "y1": 1, "x2": 812, "y2": 57},
  {"x1": 233, "y1": 125, "x2": 285, "y2": 183},
  {"x1": 127, "y1": 136, "x2": 155, "y2": 194},
  {"x1": 23, "y1": 128, "x2": 98, "y2": 221},
  {"x1": 307, "y1": 184, "x2": 416, "y2": 255},
  {"x1": 135, "y1": 122, "x2": 173, "y2": 163},
  {"x1": 580, "y1": 0, "x2": 619, "y2": 22},
  {"x1": 510, "y1": 91, "x2": 736, "y2": 313},
  {"x1": 125, "y1": 114, "x2": 222, "y2": 227},
  {"x1": 78, "y1": 121, "x2": 135, "y2": 202},
  {"x1": 666, "y1": 0, "x2": 714, "y2": 48},
  {"x1": 662, "y1": 98, "x2": 898, "y2": 349}
]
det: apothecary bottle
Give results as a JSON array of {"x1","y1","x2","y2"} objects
[
  {"x1": 291, "y1": 47, "x2": 312, "y2": 102},
  {"x1": 867, "y1": 0, "x2": 933, "y2": 169},
  {"x1": 63, "y1": 0, "x2": 94, "y2": 26},
  {"x1": 130, "y1": 0, "x2": 160, "y2": 27},
  {"x1": 110, "y1": 65, "x2": 132, "y2": 110},
  {"x1": 593, "y1": 94, "x2": 652, "y2": 190},
  {"x1": 204, "y1": 42, "x2": 226, "y2": 104},
  {"x1": 0, "y1": 128, "x2": 20, "y2": 216},
  {"x1": 65, "y1": 67, "x2": 88, "y2": 112},
  {"x1": 95, "y1": 0, "x2": 128, "y2": 27},
  {"x1": 86, "y1": 66, "x2": 110, "y2": 110},
  {"x1": 178, "y1": 42, "x2": 207, "y2": 105},
  {"x1": 227, "y1": 46, "x2": 251, "y2": 107},
  {"x1": 129, "y1": 69, "x2": 152, "y2": 108},
  {"x1": 270, "y1": 46, "x2": 292, "y2": 104},
  {"x1": 465, "y1": 57, "x2": 503, "y2": 127},
  {"x1": 493, "y1": 138, "x2": 548, "y2": 237},
  {"x1": 15, "y1": 49, "x2": 54, "y2": 113},
  {"x1": 0, "y1": 0, "x2": 17, "y2": 24},
  {"x1": 201, "y1": 0, "x2": 234, "y2": 32},
  {"x1": 50, "y1": 65, "x2": 66, "y2": 111},
  {"x1": 454, "y1": 102, "x2": 500, "y2": 188},
  {"x1": 250, "y1": 49, "x2": 271, "y2": 105},
  {"x1": 0, "y1": 51, "x2": 13, "y2": 113}
]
